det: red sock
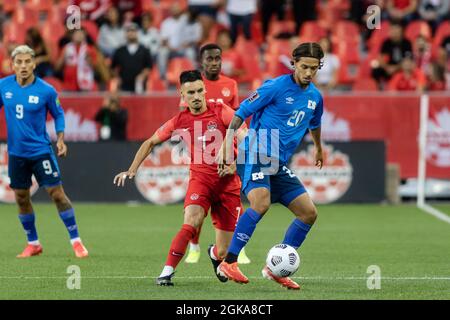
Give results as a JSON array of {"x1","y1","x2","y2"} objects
[
  {"x1": 190, "y1": 223, "x2": 203, "y2": 245},
  {"x1": 165, "y1": 224, "x2": 197, "y2": 268}
]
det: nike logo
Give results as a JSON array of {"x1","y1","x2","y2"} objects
[{"x1": 171, "y1": 251, "x2": 184, "y2": 257}]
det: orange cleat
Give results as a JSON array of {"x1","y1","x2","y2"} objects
[
  {"x1": 72, "y1": 241, "x2": 89, "y2": 258},
  {"x1": 16, "y1": 244, "x2": 43, "y2": 258},
  {"x1": 262, "y1": 266, "x2": 300, "y2": 290},
  {"x1": 218, "y1": 261, "x2": 249, "y2": 284}
]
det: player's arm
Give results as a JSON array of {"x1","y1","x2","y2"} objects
[
  {"x1": 47, "y1": 90, "x2": 67, "y2": 157},
  {"x1": 308, "y1": 96, "x2": 324, "y2": 169},
  {"x1": 113, "y1": 116, "x2": 176, "y2": 187}
]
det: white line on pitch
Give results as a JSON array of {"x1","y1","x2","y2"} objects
[{"x1": 1, "y1": 276, "x2": 449, "y2": 280}]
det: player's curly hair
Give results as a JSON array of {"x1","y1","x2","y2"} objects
[{"x1": 292, "y1": 42, "x2": 324, "y2": 69}]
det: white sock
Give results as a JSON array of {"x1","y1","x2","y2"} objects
[
  {"x1": 189, "y1": 243, "x2": 200, "y2": 251},
  {"x1": 159, "y1": 266, "x2": 174, "y2": 278},
  {"x1": 210, "y1": 245, "x2": 218, "y2": 261},
  {"x1": 70, "y1": 237, "x2": 81, "y2": 245},
  {"x1": 28, "y1": 240, "x2": 40, "y2": 246}
]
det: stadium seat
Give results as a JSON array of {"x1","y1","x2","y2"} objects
[
  {"x1": 299, "y1": 21, "x2": 327, "y2": 42},
  {"x1": 352, "y1": 77, "x2": 378, "y2": 91},
  {"x1": 267, "y1": 20, "x2": 296, "y2": 39},
  {"x1": 332, "y1": 20, "x2": 360, "y2": 39},
  {"x1": 367, "y1": 20, "x2": 391, "y2": 56},
  {"x1": 43, "y1": 77, "x2": 64, "y2": 92},
  {"x1": 147, "y1": 69, "x2": 167, "y2": 92},
  {"x1": 166, "y1": 57, "x2": 195, "y2": 87},
  {"x1": 13, "y1": 4, "x2": 39, "y2": 29},
  {"x1": 432, "y1": 21, "x2": 450, "y2": 59},
  {"x1": 27, "y1": 0, "x2": 53, "y2": 12},
  {"x1": 2, "y1": 0, "x2": 19, "y2": 13},
  {"x1": 405, "y1": 21, "x2": 432, "y2": 43},
  {"x1": 81, "y1": 20, "x2": 100, "y2": 42},
  {"x1": 2, "y1": 21, "x2": 26, "y2": 44},
  {"x1": 250, "y1": 20, "x2": 264, "y2": 45}
]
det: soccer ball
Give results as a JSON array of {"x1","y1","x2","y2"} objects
[{"x1": 265, "y1": 244, "x2": 300, "y2": 277}]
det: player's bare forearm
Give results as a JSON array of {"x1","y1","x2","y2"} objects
[
  {"x1": 128, "y1": 135, "x2": 160, "y2": 174},
  {"x1": 56, "y1": 132, "x2": 64, "y2": 142},
  {"x1": 56, "y1": 132, "x2": 68, "y2": 157},
  {"x1": 309, "y1": 127, "x2": 323, "y2": 169}
]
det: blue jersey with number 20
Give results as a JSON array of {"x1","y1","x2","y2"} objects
[
  {"x1": 235, "y1": 74, "x2": 323, "y2": 164},
  {"x1": 0, "y1": 75, "x2": 65, "y2": 158}
]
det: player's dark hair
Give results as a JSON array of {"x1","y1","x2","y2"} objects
[
  {"x1": 199, "y1": 43, "x2": 222, "y2": 58},
  {"x1": 179, "y1": 70, "x2": 202, "y2": 85},
  {"x1": 292, "y1": 42, "x2": 325, "y2": 68}
]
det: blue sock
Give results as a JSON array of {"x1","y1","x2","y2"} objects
[
  {"x1": 58, "y1": 208, "x2": 79, "y2": 240},
  {"x1": 226, "y1": 208, "x2": 263, "y2": 262},
  {"x1": 283, "y1": 218, "x2": 312, "y2": 249},
  {"x1": 18, "y1": 213, "x2": 38, "y2": 243}
]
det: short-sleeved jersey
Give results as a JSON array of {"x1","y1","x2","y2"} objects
[
  {"x1": 0, "y1": 75, "x2": 65, "y2": 158},
  {"x1": 156, "y1": 101, "x2": 237, "y2": 175},
  {"x1": 203, "y1": 74, "x2": 239, "y2": 110},
  {"x1": 235, "y1": 74, "x2": 323, "y2": 164}
]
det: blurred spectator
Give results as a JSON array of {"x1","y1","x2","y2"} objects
[
  {"x1": 55, "y1": 29, "x2": 98, "y2": 91},
  {"x1": 188, "y1": 0, "x2": 223, "y2": 42},
  {"x1": 413, "y1": 35, "x2": 432, "y2": 74},
  {"x1": 179, "y1": 9, "x2": 203, "y2": 65},
  {"x1": 386, "y1": 0, "x2": 418, "y2": 25},
  {"x1": 438, "y1": 35, "x2": 450, "y2": 89},
  {"x1": 260, "y1": 0, "x2": 286, "y2": 40},
  {"x1": 111, "y1": 0, "x2": 144, "y2": 25},
  {"x1": 292, "y1": 0, "x2": 317, "y2": 33},
  {"x1": 70, "y1": 0, "x2": 110, "y2": 23},
  {"x1": 315, "y1": 37, "x2": 341, "y2": 91},
  {"x1": 138, "y1": 12, "x2": 161, "y2": 64},
  {"x1": 25, "y1": 27, "x2": 54, "y2": 78},
  {"x1": 112, "y1": 22, "x2": 152, "y2": 93},
  {"x1": 418, "y1": 0, "x2": 450, "y2": 33},
  {"x1": 388, "y1": 56, "x2": 426, "y2": 91},
  {"x1": 98, "y1": 6, "x2": 125, "y2": 58},
  {"x1": 371, "y1": 23, "x2": 413, "y2": 87},
  {"x1": 276, "y1": 33, "x2": 299, "y2": 75},
  {"x1": 158, "y1": 2, "x2": 188, "y2": 78},
  {"x1": 216, "y1": 29, "x2": 245, "y2": 80},
  {"x1": 95, "y1": 93, "x2": 128, "y2": 141},
  {"x1": 427, "y1": 63, "x2": 446, "y2": 91},
  {"x1": 0, "y1": 42, "x2": 17, "y2": 77},
  {"x1": 226, "y1": 0, "x2": 257, "y2": 44}
]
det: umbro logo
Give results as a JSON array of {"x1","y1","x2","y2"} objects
[
  {"x1": 28, "y1": 96, "x2": 39, "y2": 104},
  {"x1": 286, "y1": 97, "x2": 294, "y2": 104},
  {"x1": 5, "y1": 92, "x2": 13, "y2": 99}
]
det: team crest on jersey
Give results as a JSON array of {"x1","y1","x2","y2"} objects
[
  {"x1": 247, "y1": 91, "x2": 260, "y2": 103},
  {"x1": 207, "y1": 120, "x2": 217, "y2": 131},
  {"x1": 222, "y1": 87, "x2": 231, "y2": 97},
  {"x1": 28, "y1": 96, "x2": 39, "y2": 104},
  {"x1": 134, "y1": 141, "x2": 190, "y2": 204},
  {"x1": 5, "y1": 92, "x2": 13, "y2": 99},
  {"x1": 290, "y1": 144, "x2": 353, "y2": 204},
  {"x1": 190, "y1": 193, "x2": 199, "y2": 200},
  {"x1": 307, "y1": 100, "x2": 317, "y2": 110},
  {"x1": 426, "y1": 107, "x2": 450, "y2": 167},
  {"x1": 0, "y1": 144, "x2": 39, "y2": 203}
]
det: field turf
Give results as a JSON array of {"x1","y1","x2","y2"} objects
[{"x1": 0, "y1": 203, "x2": 449, "y2": 300}]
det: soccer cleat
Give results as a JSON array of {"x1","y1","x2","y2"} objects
[
  {"x1": 262, "y1": 266, "x2": 300, "y2": 290},
  {"x1": 72, "y1": 241, "x2": 89, "y2": 258},
  {"x1": 184, "y1": 247, "x2": 200, "y2": 263},
  {"x1": 207, "y1": 245, "x2": 228, "y2": 283},
  {"x1": 237, "y1": 248, "x2": 251, "y2": 264},
  {"x1": 156, "y1": 272, "x2": 175, "y2": 286},
  {"x1": 16, "y1": 244, "x2": 43, "y2": 258},
  {"x1": 218, "y1": 261, "x2": 249, "y2": 284}
]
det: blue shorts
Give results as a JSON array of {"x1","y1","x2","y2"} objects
[
  {"x1": 237, "y1": 160, "x2": 307, "y2": 207},
  {"x1": 8, "y1": 153, "x2": 62, "y2": 189}
]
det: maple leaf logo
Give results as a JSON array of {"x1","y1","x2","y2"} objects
[
  {"x1": 426, "y1": 107, "x2": 450, "y2": 167},
  {"x1": 46, "y1": 110, "x2": 98, "y2": 142}
]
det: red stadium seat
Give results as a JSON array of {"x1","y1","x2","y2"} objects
[
  {"x1": 250, "y1": 20, "x2": 264, "y2": 45},
  {"x1": 352, "y1": 77, "x2": 378, "y2": 91},
  {"x1": 268, "y1": 20, "x2": 296, "y2": 38},
  {"x1": 166, "y1": 57, "x2": 195, "y2": 87},
  {"x1": 27, "y1": 0, "x2": 53, "y2": 12},
  {"x1": 2, "y1": 21, "x2": 26, "y2": 44},
  {"x1": 147, "y1": 69, "x2": 167, "y2": 92},
  {"x1": 333, "y1": 20, "x2": 360, "y2": 39},
  {"x1": 43, "y1": 77, "x2": 64, "y2": 92},
  {"x1": 81, "y1": 20, "x2": 99, "y2": 42},
  {"x1": 2, "y1": 0, "x2": 19, "y2": 13},
  {"x1": 299, "y1": 21, "x2": 327, "y2": 42},
  {"x1": 405, "y1": 21, "x2": 432, "y2": 43},
  {"x1": 367, "y1": 20, "x2": 390, "y2": 56},
  {"x1": 432, "y1": 21, "x2": 450, "y2": 59}
]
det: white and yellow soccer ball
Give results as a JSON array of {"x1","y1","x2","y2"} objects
[{"x1": 265, "y1": 244, "x2": 300, "y2": 277}]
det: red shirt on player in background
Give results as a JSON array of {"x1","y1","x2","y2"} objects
[{"x1": 113, "y1": 70, "x2": 246, "y2": 286}]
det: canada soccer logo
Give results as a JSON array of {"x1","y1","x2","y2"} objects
[
  {"x1": 426, "y1": 107, "x2": 450, "y2": 167},
  {"x1": 0, "y1": 144, "x2": 39, "y2": 203},
  {"x1": 135, "y1": 141, "x2": 190, "y2": 204},
  {"x1": 207, "y1": 120, "x2": 217, "y2": 131},
  {"x1": 221, "y1": 87, "x2": 231, "y2": 97},
  {"x1": 290, "y1": 144, "x2": 353, "y2": 204}
]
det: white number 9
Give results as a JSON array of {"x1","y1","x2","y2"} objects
[
  {"x1": 16, "y1": 104, "x2": 24, "y2": 119},
  {"x1": 42, "y1": 160, "x2": 53, "y2": 175}
]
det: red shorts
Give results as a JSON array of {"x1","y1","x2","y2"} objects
[{"x1": 184, "y1": 172, "x2": 243, "y2": 232}]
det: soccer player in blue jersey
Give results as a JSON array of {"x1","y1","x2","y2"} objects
[
  {"x1": 0, "y1": 45, "x2": 88, "y2": 258},
  {"x1": 217, "y1": 42, "x2": 325, "y2": 289}
]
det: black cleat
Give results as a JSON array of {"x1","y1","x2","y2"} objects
[
  {"x1": 208, "y1": 245, "x2": 228, "y2": 283},
  {"x1": 156, "y1": 272, "x2": 175, "y2": 286}
]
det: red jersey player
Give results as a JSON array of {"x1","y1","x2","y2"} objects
[
  {"x1": 113, "y1": 70, "x2": 246, "y2": 286},
  {"x1": 183, "y1": 44, "x2": 251, "y2": 265}
]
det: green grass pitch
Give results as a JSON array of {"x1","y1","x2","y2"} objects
[{"x1": 0, "y1": 203, "x2": 449, "y2": 300}]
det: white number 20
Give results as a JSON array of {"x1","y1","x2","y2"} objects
[
  {"x1": 16, "y1": 104, "x2": 24, "y2": 119},
  {"x1": 42, "y1": 160, "x2": 53, "y2": 175},
  {"x1": 287, "y1": 110, "x2": 305, "y2": 127}
]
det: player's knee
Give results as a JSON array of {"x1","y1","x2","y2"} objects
[
  {"x1": 304, "y1": 206, "x2": 318, "y2": 225},
  {"x1": 184, "y1": 210, "x2": 204, "y2": 228},
  {"x1": 251, "y1": 198, "x2": 270, "y2": 215},
  {"x1": 15, "y1": 192, "x2": 31, "y2": 208}
]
